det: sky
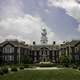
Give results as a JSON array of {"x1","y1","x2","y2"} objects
[{"x1": 0, "y1": 0, "x2": 80, "y2": 44}]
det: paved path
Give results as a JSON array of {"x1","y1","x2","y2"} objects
[{"x1": 24, "y1": 67, "x2": 62, "y2": 70}]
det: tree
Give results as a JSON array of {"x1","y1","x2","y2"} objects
[
  {"x1": 60, "y1": 54, "x2": 71, "y2": 67},
  {"x1": 22, "y1": 55, "x2": 33, "y2": 64}
]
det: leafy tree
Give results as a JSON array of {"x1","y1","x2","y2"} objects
[
  {"x1": 60, "y1": 54, "x2": 71, "y2": 67},
  {"x1": 22, "y1": 55, "x2": 33, "y2": 64}
]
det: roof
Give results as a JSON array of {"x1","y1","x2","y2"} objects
[
  {"x1": 70, "y1": 40, "x2": 80, "y2": 47},
  {"x1": 60, "y1": 40, "x2": 80, "y2": 48},
  {"x1": 31, "y1": 44, "x2": 59, "y2": 50},
  {"x1": 0, "y1": 40, "x2": 29, "y2": 48}
]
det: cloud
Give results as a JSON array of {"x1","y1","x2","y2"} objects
[
  {"x1": 0, "y1": 0, "x2": 24, "y2": 18},
  {"x1": 0, "y1": 15, "x2": 55, "y2": 44},
  {"x1": 77, "y1": 24, "x2": 80, "y2": 32},
  {"x1": 48, "y1": 0, "x2": 80, "y2": 20},
  {"x1": 48, "y1": 0, "x2": 80, "y2": 31},
  {"x1": 0, "y1": 0, "x2": 55, "y2": 44}
]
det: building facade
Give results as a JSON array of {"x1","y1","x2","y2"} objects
[
  {"x1": 0, "y1": 28, "x2": 80, "y2": 64},
  {"x1": 60, "y1": 40, "x2": 80, "y2": 63}
]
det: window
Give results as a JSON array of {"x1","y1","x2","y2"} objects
[
  {"x1": 4, "y1": 55, "x2": 14, "y2": 61},
  {"x1": 3, "y1": 45, "x2": 14, "y2": 53},
  {"x1": 34, "y1": 51, "x2": 37, "y2": 56},
  {"x1": 52, "y1": 53, "x2": 55, "y2": 56},
  {"x1": 75, "y1": 55, "x2": 79, "y2": 60},
  {"x1": 34, "y1": 57, "x2": 37, "y2": 62},
  {"x1": 75, "y1": 47, "x2": 78, "y2": 53},
  {"x1": 52, "y1": 59, "x2": 55, "y2": 62}
]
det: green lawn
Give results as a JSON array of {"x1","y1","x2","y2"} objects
[{"x1": 0, "y1": 69, "x2": 80, "y2": 80}]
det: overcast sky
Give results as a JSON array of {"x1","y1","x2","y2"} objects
[{"x1": 0, "y1": 0, "x2": 80, "y2": 44}]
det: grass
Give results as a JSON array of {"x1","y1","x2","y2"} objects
[{"x1": 0, "y1": 68, "x2": 80, "y2": 80}]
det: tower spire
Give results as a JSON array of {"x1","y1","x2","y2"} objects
[{"x1": 40, "y1": 27, "x2": 48, "y2": 45}]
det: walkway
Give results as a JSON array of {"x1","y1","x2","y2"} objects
[{"x1": 24, "y1": 67, "x2": 62, "y2": 70}]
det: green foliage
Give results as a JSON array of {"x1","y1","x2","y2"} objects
[
  {"x1": 72, "y1": 65, "x2": 77, "y2": 69},
  {"x1": 1, "y1": 67, "x2": 8, "y2": 74},
  {"x1": 11, "y1": 66, "x2": 17, "y2": 72},
  {"x1": 0, "y1": 67, "x2": 8, "y2": 75},
  {"x1": 60, "y1": 54, "x2": 71, "y2": 67},
  {"x1": 0, "y1": 69, "x2": 4, "y2": 75},
  {"x1": 35, "y1": 63, "x2": 56, "y2": 67},
  {"x1": 23, "y1": 64, "x2": 29, "y2": 68},
  {"x1": 19, "y1": 66, "x2": 24, "y2": 70},
  {"x1": 1, "y1": 69, "x2": 80, "y2": 80},
  {"x1": 78, "y1": 67, "x2": 80, "y2": 70},
  {"x1": 22, "y1": 55, "x2": 33, "y2": 64}
]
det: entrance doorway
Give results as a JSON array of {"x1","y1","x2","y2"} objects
[{"x1": 40, "y1": 47, "x2": 49, "y2": 62}]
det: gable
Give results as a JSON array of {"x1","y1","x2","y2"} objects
[
  {"x1": 2, "y1": 42, "x2": 15, "y2": 48},
  {"x1": 3, "y1": 44, "x2": 14, "y2": 48}
]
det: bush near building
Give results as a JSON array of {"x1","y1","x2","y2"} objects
[
  {"x1": 0, "y1": 67, "x2": 8, "y2": 75},
  {"x1": 0, "y1": 69, "x2": 4, "y2": 75},
  {"x1": 19, "y1": 66, "x2": 24, "y2": 70},
  {"x1": 11, "y1": 66, "x2": 17, "y2": 72},
  {"x1": 22, "y1": 55, "x2": 33, "y2": 64},
  {"x1": 1, "y1": 67, "x2": 8, "y2": 74},
  {"x1": 60, "y1": 54, "x2": 72, "y2": 67}
]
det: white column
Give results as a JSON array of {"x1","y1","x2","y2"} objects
[
  {"x1": 34, "y1": 51, "x2": 37, "y2": 62},
  {"x1": 47, "y1": 50, "x2": 49, "y2": 56},
  {"x1": 17, "y1": 47, "x2": 20, "y2": 64},
  {"x1": 39, "y1": 50, "x2": 41, "y2": 61},
  {"x1": 34, "y1": 51, "x2": 37, "y2": 56},
  {"x1": 34, "y1": 57, "x2": 36, "y2": 62},
  {"x1": 52, "y1": 51, "x2": 55, "y2": 62},
  {"x1": 65, "y1": 48, "x2": 67, "y2": 56},
  {"x1": 52, "y1": 51, "x2": 54, "y2": 56}
]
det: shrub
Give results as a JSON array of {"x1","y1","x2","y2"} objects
[
  {"x1": 11, "y1": 66, "x2": 17, "y2": 72},
  {"x1": 22, "y1": 55, "x2": 33, "y2": 64},
  {"x1": 72, "y1": 65, "x2": 77, "y2": 69},
  {"x1": 60, "y1": 55, "x2": 71, "y2": 67},
  {"x1": 19, "y1": 66, "x2": 24, "y2": 70},
  {"x1": 1, "y1": 67, "x2": 8, "y2": 74},
  {"x1": 63, "y1": 64, "x2": 69, "y2": 67},
  {"x1": 78, "y1": 67, "x2": 80, "y2": 70},
  {"x1": 0, "y1": 69, "x2": 4, "y2": 75},
  {"x1": 23, "y1": 64, "x2": 29, "y2": 68},
  {"x1": 57, "y1": 65, "x2": 64, "y2": 68},
  {"x1": 36, "y1": 64, "x2": 56, "y2": 67}
]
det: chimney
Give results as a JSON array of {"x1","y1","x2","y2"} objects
[
  {"x1": 53, "y1": 41, "x2": 56, "y2": 45},
  {"x1": 33, "y1": 41, "x2": 36, "y2": 45}
]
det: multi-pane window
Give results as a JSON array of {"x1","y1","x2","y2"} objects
[
  {"x1": 34, "y1": 57, "x2": 37, "y2": 62},
  {"x1": 47, "y1": 51, "x2": 49, "y2": 55},
  {"x1": 34, "y1": 51, "x2": 37, "y2": 56},
  {"x1": 75, "y1": 47, "x2": 79, "y2": 53},
  {"x1": 3, "y1": 45, "x2": 14, "y2": 53},
  {"x1": 75, "y1": 55, "x2": 79, "y2": 60},
  {"x1": 52, "y1": 52, "x2": 55, "y2": 56},
  {"x1": 52, "y1": 59, "x2": 55, "y2": 62},
  {"x1": 4, "y1": 55, "x2": 14, "y2": 61}
]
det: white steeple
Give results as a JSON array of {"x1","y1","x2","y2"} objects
[{"x1": 40, "y1": 27, "x2": 48, "y2": 45}]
